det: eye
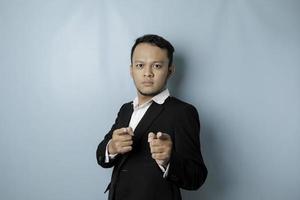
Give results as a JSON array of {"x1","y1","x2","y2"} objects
[
  {"x1": 135, "y1": 63, "x2": 143, "y2": 69},
  {"x1": 153, "y1": 64, "x2": 162, "y2": 69}
]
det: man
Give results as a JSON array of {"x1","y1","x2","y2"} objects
[{"x1": 96, "y1": 34, "x2": 207, "y2": 200}]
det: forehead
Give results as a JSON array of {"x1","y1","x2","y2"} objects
[{"x1": 132, "y1": 43, "x2": 168, "y2": 62}]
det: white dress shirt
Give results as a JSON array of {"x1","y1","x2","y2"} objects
[{"x1": 105, "y1": 89, "x2": 170, "y2": 177}]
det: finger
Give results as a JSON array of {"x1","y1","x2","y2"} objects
[
  {"x1": 120, "y1": 140, "x2": 133, "y2": 147},
  {"x1": 118, "y1": 134, "x2": 133, "y2": 141},
  {"x1": 152, "y1": 152, "x2": 168, "y2": 160},
  {"x1": 118, "y1": 127, "x2": 134, "y2": 136},
  {"x1": 157, "y1": 132, "x2": 171, "y2": 140},
  {"x1": 149, "y1": 139, "x2": 162, "y2": 146},
  {"x1": 120, "y1": 146, "x2": 132, "y2": 154},
  {"x1": 114, "y1": 128, "x2": 129, "y2": 135},
  {"x1": 148, "y1": 132, "x2": 156, "y2": 142},
  {"x1": 150, "y1": 146, "x2": 163, "y2": 154},
  {"x1": 127, "y1": 127, "x2": 134, "y2": 136}
]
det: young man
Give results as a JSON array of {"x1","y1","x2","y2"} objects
[{"x1": 96, "y1": 34, "x2": 207, "y2": 200}]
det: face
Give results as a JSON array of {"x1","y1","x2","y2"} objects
[{"x1": 131, "y1": 43, "x2": 174, "y2": 99}]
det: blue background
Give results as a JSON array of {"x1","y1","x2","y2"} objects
[{"x1": 1, "y1": 0, "x2": 299, "y2": 199}]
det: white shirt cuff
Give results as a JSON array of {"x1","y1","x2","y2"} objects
[{"x1": 105, "y1": 140, "x2": 118, "y2": 163}]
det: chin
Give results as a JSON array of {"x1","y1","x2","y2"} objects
[{"x1": 138, "y1": 89, "x2": 160, "y2": 97}]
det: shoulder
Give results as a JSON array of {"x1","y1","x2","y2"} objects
[
  {"x1": 164, "y1": 96, "x2": 200, "y2": 128},
  {"x1": 114, "y1": 101, "x2": 133, "y2": 116},
  {"x1": 120, "y1": 101, "x2": 133, "y2": 109},
  {"x1": 165, "y1": 96, "x2": 197, "y2": 110},
  {"x1": 164, "y1": 96, "x2": 199, "y2": 115}
]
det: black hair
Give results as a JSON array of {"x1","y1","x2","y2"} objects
[{"x1": 130, "y1": 34, "x2": 175, "y2": 67}]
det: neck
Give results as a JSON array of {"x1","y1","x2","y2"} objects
[
  {"x1": 137, "y1": 94, "x2": 153, "y2": 105},
  {"x1": 136, "y1": 87, "x2": 166, "y2": 105}
]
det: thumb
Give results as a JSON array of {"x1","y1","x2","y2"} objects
[
  {"x1": 157, "y1": 132, "x2": 171, "y2": 140},
  {"x1": 127, "y1": 127, "x2": 134, "y2": 136}
]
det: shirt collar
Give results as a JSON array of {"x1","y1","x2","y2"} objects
[{"x1": 132, "y1": 88, "x2": 170, "y2": 109}]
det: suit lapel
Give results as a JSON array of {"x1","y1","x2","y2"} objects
[
  {"x1": 117, "y1": 101, "x2": 164, "y2": 171},
  {"x1": 110, "y1": 100, "x2": 166, "y2": 199},
  {"x1": 120, "y1": 103, "x2": 133, "y2": 128},
  {"x1": 133, "y1": 101, "x2": 164, "y2": 143},
  {"x1": 109, "y1": 103, "x2": 133, "y2": 199}
]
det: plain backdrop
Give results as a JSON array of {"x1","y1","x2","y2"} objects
[{"x1": 0, "y1": 0, "x2": 299, "y2": 200}]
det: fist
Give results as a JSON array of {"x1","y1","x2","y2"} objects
[
  {"x1": 108, "y1": 127, "x2": 134, "y2": 155},
  {"x1": 148, "y1": 132, "x2": 172, "y2": 167}
]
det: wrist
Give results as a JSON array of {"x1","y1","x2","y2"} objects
[{"x1": 108, "y1": 141, "x2": 117, "y2": 155}]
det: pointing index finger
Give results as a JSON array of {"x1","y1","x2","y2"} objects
[
  {"x1": 115, "y1": 127, "x2": 131, "y2": 135},
  {"x1": 127, "y1": 127, "x2": 134, "y2": 136},
  {"x1": 157, "y1": 132, "x2": 170, "y2": 140},
  {"x1": 148, "y1": 132, "x2": 156, "y2": 142}
]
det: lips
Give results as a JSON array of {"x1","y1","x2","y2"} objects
[{"x1": 142, "y1": 81, "x2": 154, "y2": 86}]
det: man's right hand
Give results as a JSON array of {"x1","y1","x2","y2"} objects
[{"x1": 108, "y1": 127, "x2": 134, "y2": 155}]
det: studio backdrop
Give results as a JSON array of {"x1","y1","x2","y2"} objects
[{"x1": 0, "y1": 0, "x2": 299, "y2": 200}]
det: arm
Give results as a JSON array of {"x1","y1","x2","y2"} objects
[
  {"x1": 166, "y1": 105, "x2": 208, "y2": 190},
  {"x1": 96, "y1": 111, "x2": 121, "y2": 168},
  {"x1": 96, "y1": 104, "x2": 133, "y2": 168}
]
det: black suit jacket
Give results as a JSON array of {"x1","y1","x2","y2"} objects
[{"x1": 96, "y1": 96, "x2": 207, "y2": 200}]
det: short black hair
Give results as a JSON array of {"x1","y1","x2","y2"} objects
[{"x1": 131, "y1": 34, "x2": 175, "y2": 67}]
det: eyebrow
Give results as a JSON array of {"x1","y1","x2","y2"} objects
[{"x1": 133, "y1": 60, "x2": 165, "y2": 63}]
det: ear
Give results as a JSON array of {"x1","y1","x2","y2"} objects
[{"x1": 167, "y1": 65, "x2": 175, "y2": 78}]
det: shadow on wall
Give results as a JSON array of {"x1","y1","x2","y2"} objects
[
  {"x1": 181, "y1": 122, "x2": 235, "y2": 200},
  {"x1": 169, "y1": 54, "x2": 234, "y2": 200},
  {"x1": 168, "y1": 55, "x2": 186, "y2": 96}
]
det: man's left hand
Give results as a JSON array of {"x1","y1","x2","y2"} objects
[{"x1": 148, "y1": 132, "x2": 172, "y2": 167}]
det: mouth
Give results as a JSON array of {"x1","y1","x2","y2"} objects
[{"x1": 142, "y1": 81, "x2": 154, "y2": 86}]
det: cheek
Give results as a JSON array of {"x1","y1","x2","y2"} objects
[
  {"x1": 131, "y1": 71, "x2": 139, "y2": 80},
  {"x1": 155, "y1": 73, "x2": 169, "y2": 84}
]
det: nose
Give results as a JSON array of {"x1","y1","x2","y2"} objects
[{"x1": 144, "y1": 65, "x2": 154, "y2": 77}]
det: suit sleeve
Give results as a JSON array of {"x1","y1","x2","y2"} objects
[
  {"x1": 96, "y1": 105, "x2": 124, "y2": 168},
  {"x1": 166, "y1": 104, "x2": 208, "y2": 190}
]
